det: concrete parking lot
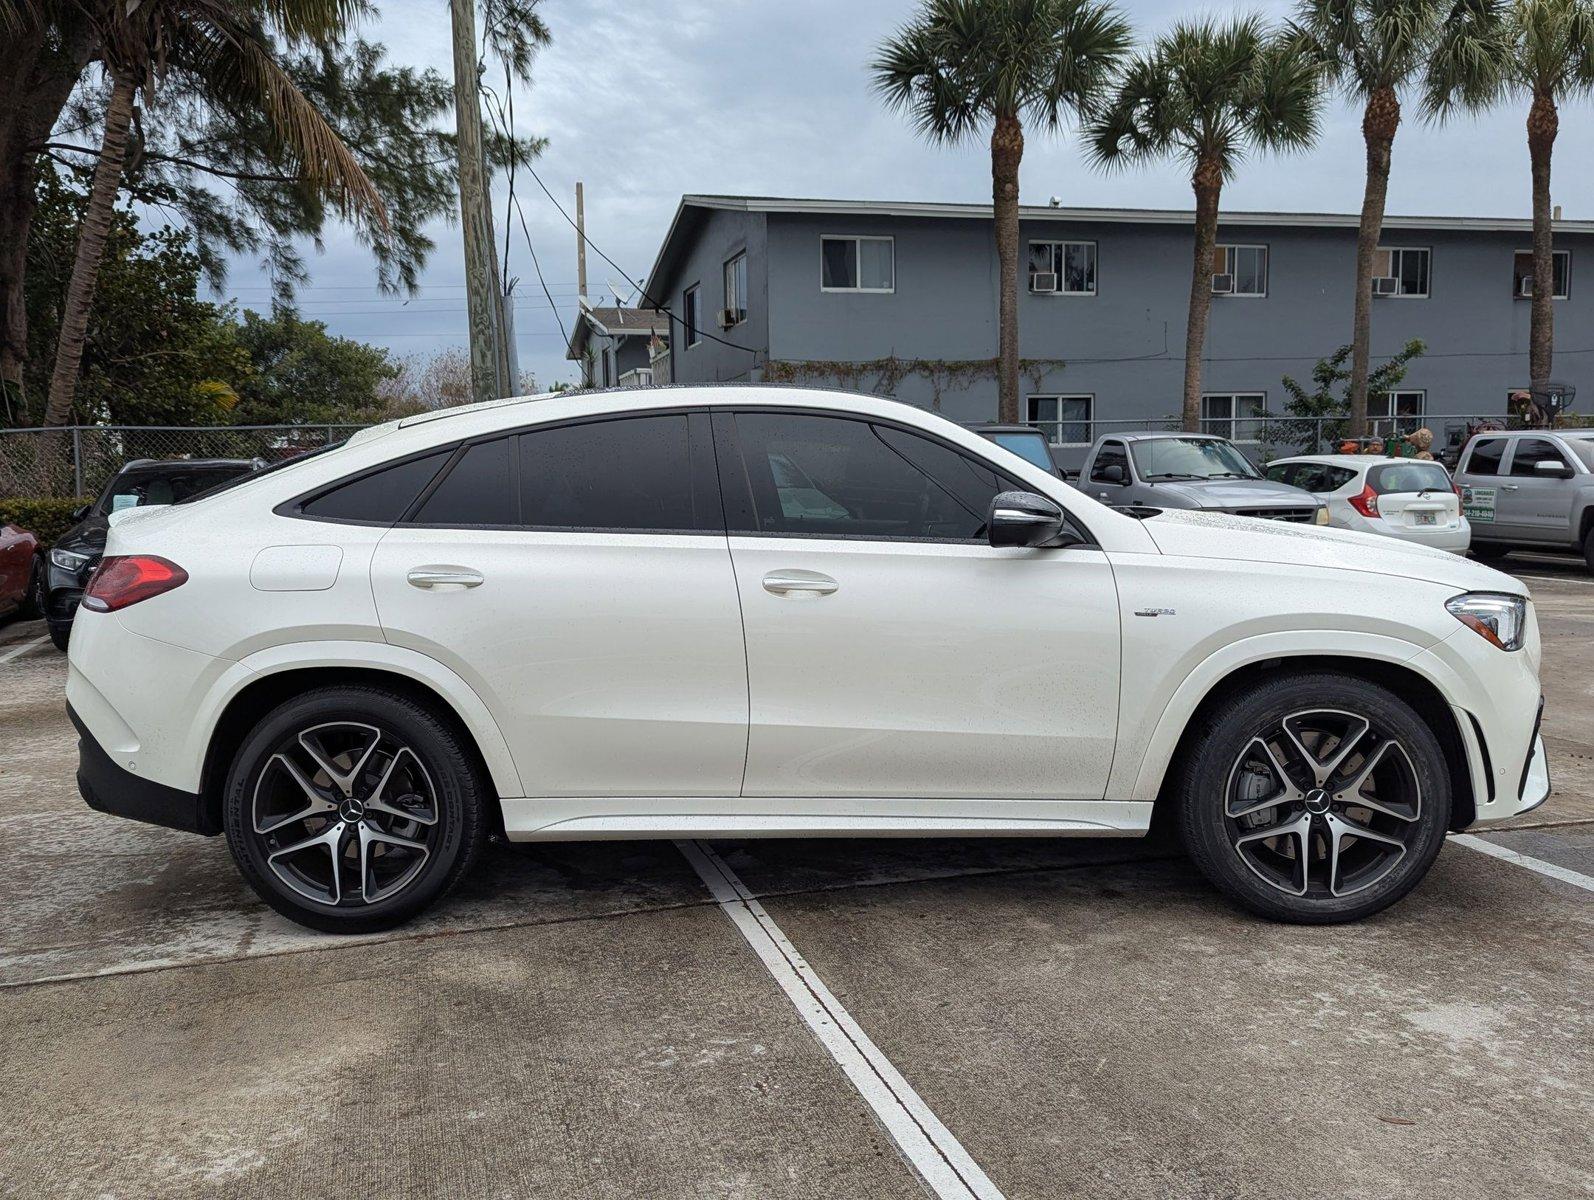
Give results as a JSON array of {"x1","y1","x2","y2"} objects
[{"x1": 1, "y1": 556, "x2": 1590, "y2": 1200}]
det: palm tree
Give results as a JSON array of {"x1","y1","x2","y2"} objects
[
  {"x1": 1430, "y1": 0, "x2": 1594, "y2": 396},
  {"x1": 1293, "y1": 0, "x2": 1497, "y2": 436},
  {"x1": 32, "y1": 0, "x2": 385, "y2": 428},
  {"x1": 873, "y1": 0, "x2": 1132, "y2": 422},
  {"x1": 1089, "y1": 17, "x2": 1321, "y2": 432}
]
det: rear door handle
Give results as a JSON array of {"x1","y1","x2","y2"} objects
[
  {"x1": 762, "y1": 570, "x2": 838, "y2": 596},
  {"x1": 407, "y1": 566, "x2": 484, "y2": 589},
  {"x1": 1501, "y1": 484, "x2": 1520, "y2": 491}
]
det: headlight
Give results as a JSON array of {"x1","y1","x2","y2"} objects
[
  {"x1": 1445, "y1": 592, "x2": 1527, "y2": 651},
  {"x1": 1313, "y1": 506, "x2": 1330, "y2": 525},
  {"x1": 50, "y1": 547, "x2": 92, "y2": 571}
]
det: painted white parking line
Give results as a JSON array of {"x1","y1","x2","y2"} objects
[
  {"x1": 0, "y1": 636, "x2": 48, "y2": 664},
  {"x1": 676, "y1": 839, "x2": 1006, "y2": 1200},
  {"x1": 1451, "y1": 833, "x2": 1594, "y2": 893}
]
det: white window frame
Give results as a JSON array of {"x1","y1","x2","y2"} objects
[
  {"x1": 1214, "y1": 244, "x2": 1268, "y2": 297},
  {"x1": 1027, "y1": 240, "x2": 1097, "y2": 296},
  {"x1": 1026, "y1": 394, "x2": 1094, "y2": 446},
  {"x1": 820, "y1": 235, "x2": 895, "y2": 294},
  {"x1": 1200, "y1": 392, "x2": 1267, "y2": 443},
  {"x1": 683, "y1": 284, "x2": 701, "y2": 348},
  {"x1": 1512, "y1": 249, "x2": 1571, "y2": 299},
  {"x1": 722, "y1": 252, "x2": 747, "y2": 326},
  {"x1": 1369, "y1": 390, "x2": 1426, "y2": 436},
  {"x1": 1374, "y1": 246, "x2": 1431, "y2": 298}
]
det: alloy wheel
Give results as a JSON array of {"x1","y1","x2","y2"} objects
[
  {"x1": 251, "y1": 721, "x2": 441, "y2": 907},
  {"x1": 1223, "y1": 708, "x2": 1422, "y2": 899}
]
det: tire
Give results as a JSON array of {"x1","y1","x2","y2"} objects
[
  {"x1": 1470, "y1": 542, "x2": 1510, "y2": 562},
  {"x1": 47, "y1": 619, "x2": 71, "y2": 652},
  {"x1": 223, "y1": 685, "x2": 488, "y2": 933},
  {"x1": 1175, "y1": 672, "x2": 1451, "y2": 924},
  {"x1": 18, "y1": 557, "x2": 44, "y2": 619}
]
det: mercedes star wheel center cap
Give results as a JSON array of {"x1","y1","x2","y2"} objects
[{"x1": 1304, "y1": 788, "x2": 1331, "y2": 814}]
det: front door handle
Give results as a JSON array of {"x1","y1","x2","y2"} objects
[
  {"x1": 762, "y1": 570, "x2": 838, "y2": 597},
  {"x1": 1501, "y1": 484, "x2": 1521, "y2": 491},
  {"x1": 407, "y1": 566, "x2": 484, "y2": 589}
]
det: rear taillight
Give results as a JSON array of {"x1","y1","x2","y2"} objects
[
  {"x1": 81, "y1": 555, "x2": 188, "y2": 612},
  {"x1": 1347, "y1": 484, "x2": 1380, "y2": 518}
]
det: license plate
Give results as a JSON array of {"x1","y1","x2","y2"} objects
[{"x1": 1414, "y1": 511, "x2": 1437, "y2": 526}]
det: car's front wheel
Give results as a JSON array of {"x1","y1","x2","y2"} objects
[
  {"x1": 1175, "y1": 673, "x2": 1451, "y2": 923},
  {"x1": 224, "y1": 686, "x2": 488, "y2": 933}
]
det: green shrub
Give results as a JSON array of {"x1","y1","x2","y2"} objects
[{"x1": 0, "y1": 497, "x2": 89, "y2": 548}]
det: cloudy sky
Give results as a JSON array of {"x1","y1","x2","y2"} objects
[{"x1": 227, "y1": 0, "x2": 1583, "y2": 391}]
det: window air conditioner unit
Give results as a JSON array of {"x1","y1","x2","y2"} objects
[
  {"x1": 1030, "y1": 271, "x2": 1059, "y2": 294},
  {"x1": 1210, "y1": 273, "x2": 1234, "y2": 295},
  {"x1": 1372, "y1": 276, "x2": 1399, "y2": 297},
  {"x1": 717, "y1": 307, "x2": 742, "y2": 329},
  {"x1": 1519, "y1": 276, "x2": 1534, "y2": 297}
]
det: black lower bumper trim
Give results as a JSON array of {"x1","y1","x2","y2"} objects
[{"x1": 69, "y1": 704, "x2": 218, "y2": 835}]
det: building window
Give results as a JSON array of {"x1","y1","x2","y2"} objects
[
  {"x1": 1373, "y1": 247, "x2": 1430, "y2": 297},
  {"x1": 722, "y1": 252, "x2": 748, "y2": 327},
  {"x1": 1028, "y1": 241, "x2": 1096, "y2": 295},
  {"x1": 1026, "y1": 395, "x2": 1093, "y2": 445},
  {"x1": 821, "y1": 236, "x2": 894, "y2": 292},
  {"x1": 1212, "y1": 245, "x2": 1267, "y2": 296},
  {"x1": 683, "y1": 284, "x2": 701, "y2": 348},
  {"x1": 1512, "y1": 250, "x2": 1570, "y2": 299},
  {"x1": 1370, "y1": 390, "x2": 1425, "y2": 437},
  {"x1": 1201, "y1": 393, "x2": 1266, "y2": 442}
]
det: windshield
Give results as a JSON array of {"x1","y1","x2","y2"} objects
[
  {"x1": 96, "y1": 465, "x2": 253, "y2": 515},
  {"x1": 1129, "y1": 437, "x2": 1261, "y2": 481},
  {"x1": 1560, "y1": 433, "x2": 1594, "y2": 470},
  {"x1": 985, "y1": 431, "x2": 1055, "y2": 472}
]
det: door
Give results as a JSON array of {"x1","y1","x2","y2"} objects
[
  {"x1": 1495, "y1": 438, "x2": 1574, "y2": 542},
  {"x1": 370, "y1": 412, "x2": 749, "y2": 797},
  {"x1": 1368, "y1": 460, "x2": 1463, "y2": 535},
  {"x1": 717, "y1": 409, "x2": 1121, "y2": 803},
  {"x1": 0, "y1": 524, "x2": 31, "y2": 611},
  {"x1": 1456, "y1": 436, "x2": 1508, "y2": 533}
]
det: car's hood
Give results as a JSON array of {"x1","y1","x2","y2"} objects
[
  {"x1": 1141, "y1": 508, "x2": 1524, "y2": 593},
  {"x1": 1151, "y1": 478, "x2": 1318, "y2": 508},
  {"x1": 54, "y1": 514, "x2": 108, "y2": 556}
]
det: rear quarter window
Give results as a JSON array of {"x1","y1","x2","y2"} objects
[{"x1": 298, "y1": 449, "x2": 453, "y2": 523}]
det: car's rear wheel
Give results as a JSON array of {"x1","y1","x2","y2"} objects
[
  {"x1": 224, "y1": 686, "x2": 487, "y2": 933},
  {"x1": 19, "y1": 556, "x2": 45, "y2": 619},
  {"x1": 1175, "y1": 673, "x2": 1451, "y2": 923}
]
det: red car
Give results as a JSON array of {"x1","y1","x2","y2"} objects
[{"x1": 0, "y1": 519, "x2": 43, "y2": 621}]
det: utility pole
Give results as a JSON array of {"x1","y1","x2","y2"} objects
[
  {"x1": 575, "y1": 181, "x2": 589, "y2": 303},
  {"x1": 449, "y1": 0, "x2": 509, "y2": 404}
]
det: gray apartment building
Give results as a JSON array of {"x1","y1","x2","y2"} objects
[{"x1": 644, "y1": 194, "x2": 1592, "y2": 463}]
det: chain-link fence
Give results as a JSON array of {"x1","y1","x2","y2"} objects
[
  {"x1": 0, "y1": 425, "x2": 368, "y2": 499},
  {"x1": 1, "y1": 410, "x2": 1583, "y2": 501}
]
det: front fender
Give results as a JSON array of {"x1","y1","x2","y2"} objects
[{"x1": 194, "y1": 640, "x2": 525, "y2": 798}]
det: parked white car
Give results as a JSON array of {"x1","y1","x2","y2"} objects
[
  {"x1": 1265, "y1": 454, "x2": 1471, "y2": 553},
  {"x1": 67, "y1": 388, "x2": 1548, "y2": 932}
]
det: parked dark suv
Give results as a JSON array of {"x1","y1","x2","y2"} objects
[{"x1": 45, "y1": 458, "x2": 259, "y2": 649}]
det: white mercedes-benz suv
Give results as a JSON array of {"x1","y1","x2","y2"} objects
[{"x1": 66, "y1": 388, "x2": 1550, "y2": 932}]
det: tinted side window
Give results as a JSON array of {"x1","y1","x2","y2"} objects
[
  {"x1": 1464, "y1": 438, "x2": 1505, "y2": 477},
  {"x1": 519, "y1": 414, "x2": 706, "y2": 532},
  {"x1": 1289, "y1": 464, "x2": 1357, "y2": 493},
  {"x1": 301, "y1": 450, "x2": 452, "y2": 523},
  {"x1": 1090, "y1": 442, "x2": 1129, "y2": 483},
  {"x1": 1264, "y1": 463, "x2": 1297, "y2": 486},
  {"x1": 412, "y1": 437, "x2": 516, "y2": 525},
  {"x1": 729, "y1": 413, "x2": 1010, "y2": 540},
  {"x1": 1509, "y1": 438, "x2": 1570, "y2": 477}
]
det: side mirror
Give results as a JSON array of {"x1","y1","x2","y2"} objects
[
  {"x1": 1534, "y1": 459, "x2": 1574, "y2": 478},
  {"x1": 987, "y1": 490, "x2": 1076, "y2": 548},
  {"x1": 1099, "y1": 464, "x2": 1127, "y2": 485},
  {"x1": 71, "y1": 504, "x2": 90, "y2": 522}
]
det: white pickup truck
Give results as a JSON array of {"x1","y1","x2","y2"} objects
[{"x1": 1452, "y1": 428, "x2": 1594, "y2": 570}]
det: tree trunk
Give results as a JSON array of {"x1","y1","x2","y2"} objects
[
  {"x1": 43, "y1": 71, "x2": 137, "y2": 428},
  {"x1": 990, "y1": 112, "x2": 1024, "y2": 423},
  {"x1": 1348, "y1": 85, "x2": 1399, "y2": 439},
  {"x1": 1183, "y1": 161, "x2": 1223, "y2": 432},
  {"x1": 1527, "y1": 86, "x2": 1557, "y2": 394},
  {"x1": 0, "y1": 23, "x2": 97, "y2": 419}
]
